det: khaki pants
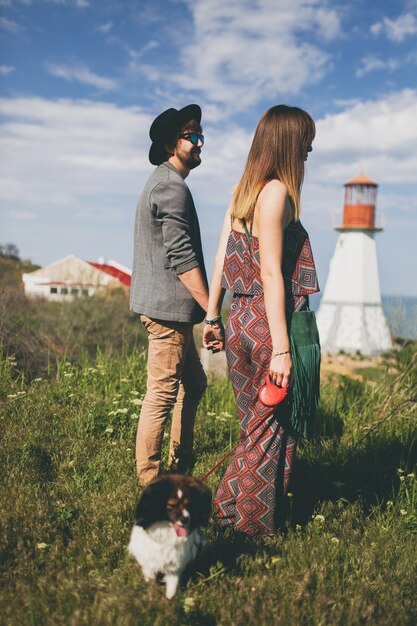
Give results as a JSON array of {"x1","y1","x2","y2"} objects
[{"x1": 136, "y1": 315, "x2": 207, "y2": 485}]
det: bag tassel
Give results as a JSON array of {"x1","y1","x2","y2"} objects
[{"x1": 289, "y1": 332, "x2": 321, "y2": 437}]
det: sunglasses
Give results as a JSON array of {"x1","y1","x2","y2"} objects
[{"x1": 179, "y1": 132, "x2": 204, "y2": 146}]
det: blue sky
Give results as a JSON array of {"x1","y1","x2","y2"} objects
[{"x1": 1, "y1": 0, "x2": 417, "y2": 296}]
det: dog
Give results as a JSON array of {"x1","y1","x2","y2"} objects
[{"x1": 128, "y1": 474, "x2": 212, "y2": 599}]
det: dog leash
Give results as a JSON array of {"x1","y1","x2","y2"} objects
[
  {"x1": 199, "y1": 414, "x2": 273, "y2": 483},
  {"x1": 199, "y1": 444, "x2": 238, "y2": 482}
]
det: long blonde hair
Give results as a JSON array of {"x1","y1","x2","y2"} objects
[{"x1": 230, "y1": 105, "x2": 315, "y2": 222}]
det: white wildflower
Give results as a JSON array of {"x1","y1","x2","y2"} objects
[{"x1": 183, "y1": 597, "x2": 195, "y2": 613}]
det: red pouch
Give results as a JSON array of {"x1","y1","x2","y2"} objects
[{"x1": 258, "y1": 373, "x2": 288, "y2": 407}]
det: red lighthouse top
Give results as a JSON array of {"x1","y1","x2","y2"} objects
[
  {"x1": 338, "y1": 171, "x2": 381, "y2": 232},
  {"x1": 345, "y1": 172, "x2": 378, "y2": 187}
]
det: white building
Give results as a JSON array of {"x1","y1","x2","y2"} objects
[
  {"x1": 22, "y1": 255, "x2": 131, "y2": 301},
  {"x1": 317, "y1": 173, "x2": 392, "y2": 356}
]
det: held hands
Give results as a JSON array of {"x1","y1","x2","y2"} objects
[
  {"x1": 269, "y1": 352, "x2": 293, "y2": 388},
  {"x1": 203, "y1": 322, "x2": 225, "y2": 353}
]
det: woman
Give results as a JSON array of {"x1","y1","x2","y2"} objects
[{"x1": 203, "y1": 105, "x2": 320, "y2": 537}]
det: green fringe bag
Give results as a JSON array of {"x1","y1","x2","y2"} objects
[
  {"x1": 242, "y1": 218, "x2": 321, "y2": 437},
  {"x1": 288, "y1": 310, "x2": 321, "y2": 437}
]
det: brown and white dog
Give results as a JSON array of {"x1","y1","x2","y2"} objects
[{"x1": 128, "y1": 474, "x2": 212, "y2": 599}]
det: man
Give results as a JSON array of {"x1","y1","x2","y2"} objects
[{"x1": 130, "y1": 104, "x2": 210, "y2": 486}]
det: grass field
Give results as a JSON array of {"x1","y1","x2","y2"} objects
[{"x1": 1, "y1": 298, "x2": 416, "y2": 624}]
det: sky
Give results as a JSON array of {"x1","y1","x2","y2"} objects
[{"x1": 1, "y1": 0, "x2": 417, "y2": 297}]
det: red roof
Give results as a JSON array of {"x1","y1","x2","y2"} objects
[
  {"x1": 88, "y1": 262, "x2": 131, "y2": 287},
  {"x1": 345, "y1": 172, "x2": 378, "y2": 187}
]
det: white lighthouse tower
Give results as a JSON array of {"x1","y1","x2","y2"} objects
[{"x1": 317, "y1": 173, "x2": 392, "y2": 356}]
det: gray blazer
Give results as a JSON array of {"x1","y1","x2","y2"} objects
[{"x1": 130, "y1": 162, "x2": 207, "y2": 323}]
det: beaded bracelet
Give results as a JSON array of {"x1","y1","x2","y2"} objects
[
  {"x1": 271, "y1": 350, "x2": 291, "y2": 358},
  {"x1": 204, "y1": 315, "x2": 222, "y2": 326}
]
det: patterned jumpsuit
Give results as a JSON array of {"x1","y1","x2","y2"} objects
[{"x1": 212, "y1": 220, "x2": 319, "y2": 537}]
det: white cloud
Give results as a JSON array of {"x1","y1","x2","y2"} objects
[
  {"x1": 0, "y1": 97, "x2": 154, "y2": 265},
  {"x1": 356, "y1": 55, "x2": 400, "y2": 77},
  {"x1": 371, "y1": 12, "x2": 417, "y2": 42},
  {"x1": 312, "y1": 89, "x2": 417, "y2": 184},
  {"x1": 23, "y1": 0, "x2": 91, "y2": 6},
  {"x1": 97, "y1": 21, "x2": 113, "y2": 34},
  {"x1": 7, "y1": 209, "x2": 37, "y2": 221},
  {"x1": 0, "y1": 16, "x2": 23, "y2": 33},
  {"x1": 145, "y1": 0, "x2": 341, "y2": 113},
  {"x1": 127, "y1": 40, "x2": 160, "y2": 69},
  {"x1": 0, "y1": 65, "x2": 15, "y2": 75},
  {"x1": 140, "y1": 40, "x2": 159, "y2": 55},
  {"x1": 0, "y1": 97, "x2": 152, "y2": 211},
  {"x1": 46, "y1": 63, "x2": 117, "y2": 91}
]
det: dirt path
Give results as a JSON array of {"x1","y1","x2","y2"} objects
[{"x1": 321, "y1": 354, "x2": 385, "y2": 380}]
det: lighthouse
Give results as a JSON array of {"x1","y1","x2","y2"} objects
[{"x1": 316, "y1": 173, "x2": 392, "y2": 356}]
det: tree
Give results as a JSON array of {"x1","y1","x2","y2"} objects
[{"x1": 0, "y1": 243, "x2": 20, "y2": 260}]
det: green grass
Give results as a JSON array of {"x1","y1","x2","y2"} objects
[
  {"x1": 0, "y1": 343, "x2": 416, "y2": 625},
  {"x1": 0, "y1": 285, "x2": 146, "y2": 379}
]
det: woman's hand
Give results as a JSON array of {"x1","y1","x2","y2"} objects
[
  {"x1": 203, "y1": 323, "x2": 225, "y2": 353},
  {"x1": 269, "y1": 352, "x2": 293, "y2": 388}
]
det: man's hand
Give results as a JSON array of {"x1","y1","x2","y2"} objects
[{"x1": 177, "y1": 267, "x2": 209, "y2": 312}]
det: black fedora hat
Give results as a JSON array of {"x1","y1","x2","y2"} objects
[{"x1": 149, "y1": 104, "x2": 202, "y2": 166}]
